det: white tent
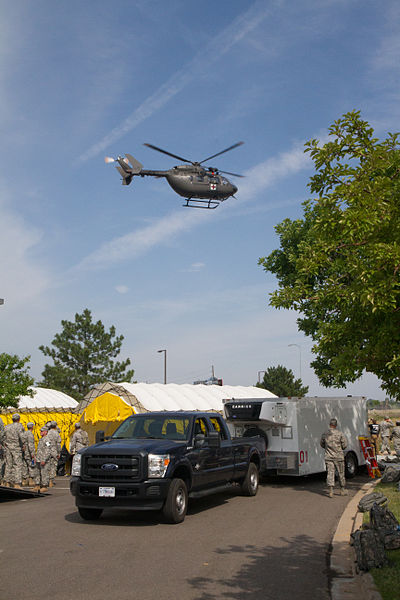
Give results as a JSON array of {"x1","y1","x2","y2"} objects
[{"x1": 76, "y1": 382, "x2": 277, "y2": 443}]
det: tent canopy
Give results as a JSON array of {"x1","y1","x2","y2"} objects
[
  {"x1": 78, "y1": 382, "x2": 276, "y2": 422},
  {"x1": 0, "y1": 387, "x2": 79, "y2": 446}
]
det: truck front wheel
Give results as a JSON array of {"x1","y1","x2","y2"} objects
[
  {"x1": 163, "y1": 478, "x2": 188, "y2": 524},
  {"x1": 78, "y1": 507, "x2": 103, "y2": 521},
  {"x1": 241, "y1": 462, "x2": 259, "y2": 496}
]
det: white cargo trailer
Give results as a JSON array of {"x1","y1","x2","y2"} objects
[{"x1": 224, "y1": 396, "x2": 368, "y2": 478}]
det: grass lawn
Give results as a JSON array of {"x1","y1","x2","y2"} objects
[{"x1": 365, "y1": 481, "x2": 400, "y2": 600}]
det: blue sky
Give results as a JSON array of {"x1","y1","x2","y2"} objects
[{"x1": 1, "y1": 0, "x2": 399, "y2": 399}]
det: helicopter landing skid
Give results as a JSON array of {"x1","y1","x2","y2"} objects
[{"x1": 183, "y1": 198, "x2": 220, "y2": 209}]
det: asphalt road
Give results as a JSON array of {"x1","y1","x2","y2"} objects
[{"x1": 0, "y1": 473, "x2": 368, "y2": 600}]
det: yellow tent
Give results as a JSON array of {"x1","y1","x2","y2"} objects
[
  {"x1": 77, "y1": 391, "x2": 136, "y2": 444},
  {"x1": 0, "y1": 387, "x2": 80, "y2": 448}
]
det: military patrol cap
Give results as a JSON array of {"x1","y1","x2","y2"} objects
[
  {"x1": 12, "y1": 413, "x2": 20, "y2": 421},
  {"x1": 40, "y1": 426, "x2": 48, "y2": 432},
  {"x1": 75, "y1": 422, "x2": 81, "y2": 428},
  {"x1": 329, "y1": 418, "x2": 338, "y2": 427},
  {"x1": 27, "y1": 422, "x2": 34, "y2": 428},
  {"x1": 51, "y1": 421, "x2": 57, "y2": 427}
]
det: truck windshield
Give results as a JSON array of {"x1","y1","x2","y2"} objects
[{"x1": 112, "y1": 415, "x2": 191, "y2": 441}]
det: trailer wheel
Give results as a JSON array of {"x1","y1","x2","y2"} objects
[
  {"x1": 243, "y1": 427, "x2": 268, "y2": 449},
  {"x1": 162, "y1": 478, "x2": 188, "y2": 524},
  {"x1": 78, "y1": 507, "x2": 103, "y2": 521},
  {"x1": 344, "y1": 452, "x2": 358, "y2": 479},
  {"x1": 241, "y1": 462, "x2": 259, "y2": 496}
]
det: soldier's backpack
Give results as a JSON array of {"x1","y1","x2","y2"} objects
[
  {"x1": 380, "y1": 464, "x2": 400, "y2": 483},
  {"x1": 370, "y1": 503, "x2": 399, "y2": 531},
  {"x1": 357, "y1": 492, "x2": 387, "y2": 512},
  {"x1": 351, "y1": 529, "x2": 387, "y2": 571}
]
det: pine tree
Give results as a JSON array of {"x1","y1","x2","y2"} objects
[{"x1": 39, "y1": 309, "x2": 134, "y2": 400}]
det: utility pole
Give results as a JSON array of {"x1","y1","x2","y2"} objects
[{"x1": 158, "y1": 349, "x2": 167, "y2": 384}]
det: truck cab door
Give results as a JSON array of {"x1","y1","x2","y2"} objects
[
  {"x1": 188, "y1": 418, "x2": 217, "y2": 490},
  {"x1": 208, "y1": 416, "x2": 234, "y2": 484}
]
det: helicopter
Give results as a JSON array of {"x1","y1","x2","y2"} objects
[{"x1": 105, "y1": 141, "x2": 244, "y2": 209}]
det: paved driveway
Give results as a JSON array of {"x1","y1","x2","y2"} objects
[{"x1": 0, "y1": 473, "x2": 368, "y2": 600}]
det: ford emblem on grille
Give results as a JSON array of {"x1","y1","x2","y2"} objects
[{"x1": 101, "y1": 463, "x2": 119, "y2": 471}]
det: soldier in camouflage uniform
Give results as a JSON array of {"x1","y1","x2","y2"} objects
[
  {"x1": 33, "y1": 427, "x2": 57, "y2": 492},
  {"x1": 390, "y1": 421, "x2": 400, "y2": 457},
  {"x1": 0, "y1": 418, "x2": 5, "y2": 484},
  {"x1": 380, "y1": 416, "x2": 394, "y2": 454},
  {"x1": 69, "y1": 423, "x2": 90, "y2": 455},
  {"x1": 46, "y1": 421, "x2": 61, "y2": 486},
  {"x1": 21, "y1": 422, "x2": 36, "y2": 486},
  {"x1": 320, "y1": 418, "x2": 348, "y2": 498},
  {"x1": 3, "y1": 413, "x2": 25, "y2": 488}
]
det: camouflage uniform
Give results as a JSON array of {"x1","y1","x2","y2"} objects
[
  {"x1": 380, "y1": 418, "x2": 394, "y2": 453},
  {"x1": 3, "y1": 419, "x2": 25, "y2": 486},
  {"x1": 320, "y1": 423, "x2": 348, "y2": 496},
  {"x1": 390, "y1": 424, "x2": 400, "y2": 457},
  {"x1": 21, "y1": 426, "x2": 36, "y2": 484},
  {"x1": 35, "y1": 432, "x2": 57, "y2": 489},
  {"x1": 46, "y1": 424, "x2": 61, "y2": 483},
  {"x1": 0, "y1": 419, "x2": 5, "y2": 482},
  {"x1": 69, "y1": 428, "x2": 90, "y2": 454}
]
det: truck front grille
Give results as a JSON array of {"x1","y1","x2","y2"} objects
[{"x1": 82, "y1": 454, "x2": 142, "y2": 481}]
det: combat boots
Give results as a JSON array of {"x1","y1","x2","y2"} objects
[
  {"x1": 328, "y1": 487, "x2": 334, "y2": 498},
  {"x1": 49, "y1": 481, "x2": 54, "y2": 488},
  {"x1": 40, "y1": 487, "x2": 48, "y2": 492},
  {"x1": 32, "y1": 486, "x2": 40, "y2": 492},
  {"x1": 28, "y1": 477, "x2": 35, "y2": 486},
  {"x1": 22, "y1": 479, "x2": 29, "y2": 487},
  {"x1": 13, "y1": 484, "x2": 22, "y2": 490},
  {"x1": 340, "y1": 488, "x2": 348, "y2": 496}
]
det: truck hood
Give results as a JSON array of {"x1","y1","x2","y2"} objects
[{"x1": 81, "y1": 438, "x2": 187, "y2": 455}]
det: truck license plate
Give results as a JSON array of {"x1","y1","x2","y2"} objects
[{"x1": 99, "y1": 486, "x2": 115, "y2": 498}]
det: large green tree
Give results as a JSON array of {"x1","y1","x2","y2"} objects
[
  {"x1": 39, "y1": 308, "x2": 135, "y2": 400},
  {"x1": 0, "y1": 353, "x2": 34, "y2": 409},
  {"x1": 259, "y1": 111, "x2": 400, "y2": 399},
  {"x1": 256, "y1": 365, "x2": 309, "y2": 397}
]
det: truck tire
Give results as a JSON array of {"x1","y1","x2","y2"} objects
[
  {"x1": 345, "y1": 452, "x2": 358, "y2": 479},
  {"x1": 241, "y1": 462, "x2": 259, "y2": 496},
  {"x1": 78, "y1": 507, "x2": 103, "y2": 521},
  {"x1": 243, "y1": 427, "x2": 268, "y2": 449},
  {"x1": 162, "y1": 478, "x2": 188, "y2": 524}
]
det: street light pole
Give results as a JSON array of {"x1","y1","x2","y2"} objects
[
  {"x1": 288, "y1": 343, "x2": 302, "y2": 380},
  {"x1": 158, "y1": 349, "x2": 167, "y2": 384},
  {"x1": 258, "y1": 370, "x2": 266, "y2": 384}
]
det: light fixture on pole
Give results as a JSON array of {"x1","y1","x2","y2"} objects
[
  {"x1": 158, "y1": 349, "x2": 167, "y2": 384},
  {"x1": 258, "y1": 370, "x2": 266, "y2": 384},
  {"x1": 288, "y1": 343, "x2": 302, "y2": 379}
]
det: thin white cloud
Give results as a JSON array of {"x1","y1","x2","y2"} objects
[
  {"x1": 79, "y1": 0, "x2": 272, "y2": 162},
  {"x1": 0, "y1": 193, "x2": 50, "y2": 306},
  {"x1": 115, "y1": 285, "x2": 129, "y2": 294}
]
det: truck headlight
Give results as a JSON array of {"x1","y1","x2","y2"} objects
[
  {"x1": 71, "y1": 453, "x2": 82, "y2": 477},
  {"x1": 148, "y1": 454, "x2": 170, "y2": 478}
]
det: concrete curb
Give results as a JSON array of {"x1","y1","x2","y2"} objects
[{"x1": 330, "y1": 480, "x2": 383, "y2": 600}]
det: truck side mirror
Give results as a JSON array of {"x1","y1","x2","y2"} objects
[
  {"x1": 95, "y1": 430, "x2": 105, "y2": 444},
  {"x1": 208, "y1": 431, "x2": 221, "y2": 448},
  {"x1": 194, "y1": 433, "x2": 205, "y2": 448}
]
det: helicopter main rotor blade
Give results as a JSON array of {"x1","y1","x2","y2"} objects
[
  {"x1": 219, "y1": 169, "x2": 245, "y2": 178},
  {"x1": 199, "y1": 141, "x2": 244, "y2": 165},
  {"x1": 143, "y1": 143, "x2": 192, "y2": 164}
]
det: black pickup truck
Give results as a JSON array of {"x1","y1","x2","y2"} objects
[{"x1": 70, "y1": 411, "x2": 266, "y2": 523}]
